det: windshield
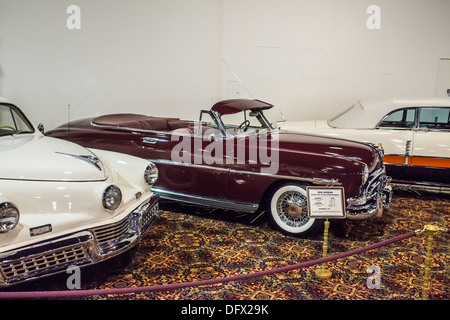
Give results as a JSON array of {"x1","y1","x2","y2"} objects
[
  {"x1": 209, "y1": 110, "x2": 274, "y2": 136},
  {"x1": 0, "y1": 104, "x2": 35, "y2": 136},
  {"x1": 328, "y1": 102, "x2": 362, "y2": 128}
]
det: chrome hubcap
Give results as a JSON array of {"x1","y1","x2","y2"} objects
[
  {"x1": 286, "y1": 202, "x2": 303, "y2": 218},
  {"x1": 276, "y1": 191, "x2": 309, "y2": 227}
]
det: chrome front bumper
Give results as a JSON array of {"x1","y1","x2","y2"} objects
[
  {"x1": 346, "y1": 167, "x2": 393, "y2": 220},
  {"x1": 0, "y1": 195, "x2": 159, "y2": 287}
]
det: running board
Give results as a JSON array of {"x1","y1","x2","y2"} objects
[
  {"x1": 152, "y1": 187, "x2": 259, "y2": 213},
  {"x1": 391, "y1": 182, "x2": 450, "y2": 195}
]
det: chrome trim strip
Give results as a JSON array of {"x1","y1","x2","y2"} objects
[
  {"x1": 55, "y1": 152, "x2": 103, "y2": 171},
  {"x1": 142, "y1": 137, "x2": 158, "y2": 144},
  {"x1": 404, "y1": 140, "x2": 412, "y2": 165},
  {"x1": 149, "y1": 158, "x2": 229, "y2": 173},
  {"x1": 386, "y1": 154, "x2": 450, "y2": 161},
  {"x1": 153, "y1": 187, "x2": 259, "y2": 213},
  {"x1": 147, "y1": 159, "x2": 341, "y2": 186}
]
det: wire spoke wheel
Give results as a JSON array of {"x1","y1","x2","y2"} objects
[
  {"x1": 268, "y1": 184, "x2": 320, "y2": 237},
  {"x1": 276, "y1": 190, "x2": 309, "y2": 228}
]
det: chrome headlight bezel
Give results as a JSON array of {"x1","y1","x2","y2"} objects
[
  {"x1": 0, "y1": 202, "x2": 20, "y2": 233},
  {"x1": 102, "y1": 185, "x2": 122, "y2": 211},
  {"x1": 144, "y1": 162, "x2": 158, "y2": 185}
]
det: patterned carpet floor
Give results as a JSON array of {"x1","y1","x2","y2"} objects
[{"x1": 3, "y1": 191, "x2": 449, "y2": 300}]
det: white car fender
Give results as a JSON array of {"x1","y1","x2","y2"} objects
[
  {"x1": 280, "y1": 120, "x2": 414, "y2": 158},
  {"x1": 88, "y1": 148, "x2": 154, "y2": 191}
]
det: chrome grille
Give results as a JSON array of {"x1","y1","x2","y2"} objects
[
  {"x1": 347, "y1": 165, "x2": 392, "y2": 216},
  {"x1": 92, "y1": 215, "x2": 131, "y2": 248},
  {"x1": 365, "y1": 167, "x2": 384, "y2": 199},
  {"x1": 0, "y1": 244, "x2": 89, "y2": 283},
  {"x1": 0, "y1": 198, "x2": 159, "y2": 287},
  {"x1": 140, "y1": 202, "x2": 159, "y2": 231}
]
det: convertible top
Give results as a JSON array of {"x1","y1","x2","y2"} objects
[
  {"x1": 92, "y1": 114, "x2": 182, "y2": 131},
  {"x1": 90, "y1": 99, "x2": 274, "y2": 131},
  {"x1": 211, "y1": 99, "x2": 273, "y2": 115}
]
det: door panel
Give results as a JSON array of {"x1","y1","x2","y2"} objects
[
  {"x1": 412, "y1": 107, "x2": 450, "y2": 167},
  {"x1": 139, "y1": 131, "x2": 230, "y2": 200},
  {"x1": 398, "y1": 107, "x2": 450, "y2": 185}
]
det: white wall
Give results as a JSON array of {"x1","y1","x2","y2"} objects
[
  {"x1": 0, "y1": 0, "x2": 449, "y2": 129},
  {"x1": 220, "y1": 0, "x2": 450, "y2": 120},
  {"x1": 0, "y1": 0, "x2": 221, "y2": 129}
]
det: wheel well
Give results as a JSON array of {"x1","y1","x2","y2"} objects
[
  {"x1": 262, "y1": 179, "x2": 322, "y2": 237},
  {"x1": 259, "y1": 179, "x2": 309, "y2": 209}
]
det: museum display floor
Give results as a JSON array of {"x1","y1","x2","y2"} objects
[{"x1": 2, "y1": 191, "x2": 449, "y2": 300}]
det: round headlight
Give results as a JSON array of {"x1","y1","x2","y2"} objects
[
  {"x1": 102, "y1": 185, "x2": 122, "y2": 210},
  {"x1": 144, "y1": 162, "x2": 158, "y2": 185},
  {"x1": 0, "y1": 202, "x2": 20, "y2": 233}
]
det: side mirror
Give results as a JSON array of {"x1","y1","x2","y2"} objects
[{"x1": 37, "y1": 123, "x2": 45, "y2": 134}]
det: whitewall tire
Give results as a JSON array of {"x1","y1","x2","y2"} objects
[{"x1": 267, "y1": 183, "x2": 320, "y2": 237}]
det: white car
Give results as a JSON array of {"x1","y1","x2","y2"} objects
[
  {"x1": 0, "y1": 97, "x2": 159, "y2": 287},
  {"x1": 279, "y1": 98, "x2": 450, "y2": 193}
]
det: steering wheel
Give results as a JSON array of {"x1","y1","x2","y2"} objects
[
  {"x1": 238, "y1": 120, "x2": 250, "y2": 132},
  {"x1": 0, "y1": 125, "x2": 17, "y2": 133}
]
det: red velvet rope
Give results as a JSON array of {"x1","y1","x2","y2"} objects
[{"x1": 0, "y1": 230, "x2": 417, "y2": 299}]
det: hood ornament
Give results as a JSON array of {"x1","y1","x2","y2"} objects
[{"x1": 56, "y1": 152, "x2": 102, "y2": 171}]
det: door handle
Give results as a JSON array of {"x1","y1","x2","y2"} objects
[{"x1": 142, "y1": 137, "x2": 158, "y2": 144}]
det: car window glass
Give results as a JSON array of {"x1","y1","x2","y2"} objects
[
  {"x1": 11, "y1": 109, "x2": 33, "y2": 132},
  {"x1": 0, "y1": 105, "x2": 34, "y2": 135},
  {"x1": 378, "y1": 108, "x2": 415, "y2": 129},
  {"x1": 0, "y1": 105, "x2": 15, "y2": 128},
  {"x1": 328, "y1": 101, "x2": 366, "y2": 128},
  {"x1": 221, "y1": 111, "x2": 265, "y2": 128},
  {"x1": 419, "y1": 107, "x2": 450, "y2": 130},
  {"x1": 220, "y1": 111, "x2": 269, "y2": 137},
  {"x1": 0, "y1": 104, "x2": 34, "y2": 136},
  {"x1": 200, "y1": 111, "x2": 218, "y2": 128}
]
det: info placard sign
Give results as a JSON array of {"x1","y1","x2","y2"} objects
[{"x1": 306, "y1": 187, "x2": 346, "y2": 219}]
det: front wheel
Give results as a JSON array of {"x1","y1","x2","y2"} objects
[{"x1": 267, "y1": 183, "x2": 321, "y2": 237}]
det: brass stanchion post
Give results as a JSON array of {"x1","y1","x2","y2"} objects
[
  {"x1": 315, "y1": 218, "x2": 332, "y2": 279},
  {"x1": 421, "y1": 224, "x2": 447, "y2": 300}
]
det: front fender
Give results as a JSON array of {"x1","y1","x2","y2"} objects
[
  {"x1": 88, "y1": 148, "x2": 154, "y2": 191},
  {"x1": 277, "y1": 149, "x2": 367, "y2": 197}
]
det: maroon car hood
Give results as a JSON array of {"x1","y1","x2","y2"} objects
[{"x1": 275, "y1": 130, "x2": 380, "y2": 170}]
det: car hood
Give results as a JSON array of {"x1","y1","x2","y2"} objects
[
  {"x1": 276, "y1": 130, "x2": 380, "y2": 170},
  {"x1": 0, "y1": 134, "x2": 107, "y2": 181}
]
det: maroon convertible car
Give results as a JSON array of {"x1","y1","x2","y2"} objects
[{"x1": 46, "y1": 99, "x2": 392, "y2": 236}]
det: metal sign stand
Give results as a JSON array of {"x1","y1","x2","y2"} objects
[
  {"x1": 307, "y1": 187, "x2": 347, "y2": 280},
  {"x1": 315, "y1": 218, "x2": 332, "y2": 279}
]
